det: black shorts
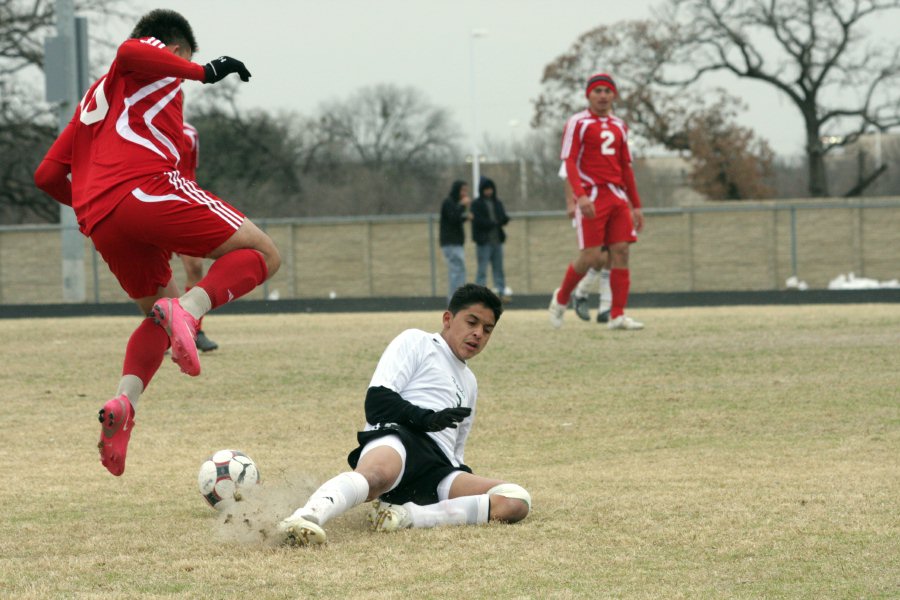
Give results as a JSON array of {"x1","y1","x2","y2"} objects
[{"x1": 347, "y1": 423, "x2": 472, "y2": 505}]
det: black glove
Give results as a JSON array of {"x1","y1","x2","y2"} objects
[
  {"x1": 420, "y1": 406, "x2": 471, "y2": 432},
  {"x1": 203, "y1": 56, "x2": 251, "y2": 84}
]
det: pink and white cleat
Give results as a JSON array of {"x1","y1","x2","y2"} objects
[
  {"x1": 152, "y1": 297, "x2": 201, "y2": 376},
  {"x1": 98, "y1": 394, "x2": 135, "y2": 477}
]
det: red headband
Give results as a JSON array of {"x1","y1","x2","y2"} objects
[{"x1": 586, "y1": 73, "x2": 617, "y2": 97}]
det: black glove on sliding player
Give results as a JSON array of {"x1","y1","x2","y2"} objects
[
  {"x1": 203, "y1": 56, "x2": 251, "y2": 83},
  {"x1": 420, "y1": 406, "x2": 472, "y2": 431}
]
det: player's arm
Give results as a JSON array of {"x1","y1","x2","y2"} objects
[
  {"x1": 365, "y1": 386, "x2": 471, "y2": 432},
  {"x1": 564, "y1": 179, "x2": 576, "y2": 219},
  {"x1": 117, "y1": 39, "x2": 250, "y2": 84},
  {"x1": 561, "y1": 122, "x2": 594, "y2": 218},
  {"x1": 34, "y1": 120, "x2": 75, "y2": 206},
  {"x1": 557, "y1": 161, "x2": 576, "y2": 219},
  {"x1": 452, "y1": 403, "x2": 475, "y2": 473},
  {"x1": 116, "y1": 38, "x2": 205, "y2": 80},
  {"x1": 622, "y1": 153, "x2": 644, "y2": 232}
]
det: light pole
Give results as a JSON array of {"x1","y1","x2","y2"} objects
[
  {"x1": 45, "y1": 0, "x2": 89, "y2": 302},
  {"x1": 469, "y1": 29, "x2": 488, "y2": 196}
]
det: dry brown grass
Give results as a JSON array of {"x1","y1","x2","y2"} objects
[{"x1": 0, "y1": 305, "x2": 898, "y2": 599}]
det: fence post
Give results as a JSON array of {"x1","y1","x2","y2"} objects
[
  {"x1": 289, "y1": 223, "x2": 297, "y2": 299},
  {"x1": 366, "y1": 221, "x2": 374, "y2": 296},
  {"x1": 771, "y1": 208, "x2": 779, "y2": 289},
  {"x1": 524, "y1": 216, "x2": 532, "y2": 293},
  {"x1": 854, "y1": 205, "x2": 865, "y2": 276},
  {"x1": 686, "y1": 211, "x2": 695, "y2": 291},
  {"x1": 790, "y1": 206, "x2": 798, "y2": 281}
]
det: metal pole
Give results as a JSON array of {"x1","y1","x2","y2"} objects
[
  {"x1": 469, "y1": 30, "x2": 487, "y2": 195},
  {"x1": 790, "y1": 206, "x2": 798, "y2": 280},
  {"x1": 46, "y1": 0, "x2": 87, "y2": 302}
]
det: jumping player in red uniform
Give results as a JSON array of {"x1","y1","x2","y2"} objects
[
  {"x1": 548, "y1": 73, "x2": 645, "y2": 330},
  {"x1": 33, "y1": 10, "x2": 281, "y2": 476}
]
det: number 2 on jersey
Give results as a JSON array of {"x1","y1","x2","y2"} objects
[{"x1": 599, "y1": 130, "x2": 616, "y2": 156}]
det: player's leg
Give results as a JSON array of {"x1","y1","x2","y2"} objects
[
  {"x1": 372, "y1": 471, "x2": 531, "y2": 531},
  {"x1": 278, "y1": 436, "x2": 404, "y2": 546},
  {"x1": 179, "y1": 254, "x2": 204, "y2": 288},
  {"x1": 597, "y1": 255, "x2": 612, "y2": 323},
  {"x1": 573, "y1": 267, "x2": 600, "y2": 321},
  {"x1": 589, "y1": 191, "x2": 640, "y2": 330},
  {"x1": 173, "y1": 217, "x2": 279, "y2": 319},
  {"x1": 99, "y1": 292, "x2": 172, "y2": 477},
  {"x1": 154, "y1": 217, "x2": 280, "y2": 375},
  {"x1": 549, "y1": 245, "x2": 604, "y2": 328},
  {"x1": 607, "y1": 240, "x2": 643, "y2": 330},
  {"x1": 178, "y1": 255, "x2": 218, "y2": 352},
  {"x1": 597, "y1": 275, "x2": 613, "y2": 323},
  {"x1": 550, "y1": 192, "x2": 606, "y2": 327},
  {"x1": 91, "y1": 216, "x2": 180, "y2": 476}
]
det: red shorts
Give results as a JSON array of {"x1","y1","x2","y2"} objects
[
  {"x1": 574, "y1": 183, "x2": 637, "y2": 250},
  {"x1": 90, "y1": 171, "x2": 245, "y2": 299}
]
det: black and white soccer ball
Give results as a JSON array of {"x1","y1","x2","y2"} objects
[{"x1": 197, "y1": 449, "x2": 260, "y2": 509}]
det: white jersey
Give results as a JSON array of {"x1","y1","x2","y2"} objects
[{"x1": 367, "y1": 328, "x2": 477, "y2": 468}]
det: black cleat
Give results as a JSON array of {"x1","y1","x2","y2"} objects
[
  {"x1": 195, "y1": 330, "x2": 219, "y2": 353},
  {"x1": 596, "y1": 310, "x2": 610, "y2": 324},
  {"x1": 573, "y1": 296, "x2": 591, "y2": 321}
]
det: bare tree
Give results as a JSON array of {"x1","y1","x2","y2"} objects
[
  {"x1": 0, "y1": 1, "x2": 55, "y2": 76},
  {"x1": 0, "y1": 0, "x2": 133, "y2": 223},
  {"x1": 319, "y1": 84, "x2": 461, "y2": 169},
  {"x1": 312, "y1": 84, "x2": 463, "y2": 214},
  {"x1": 668, "y1": 0, "x2": 900, "y2": 197}
]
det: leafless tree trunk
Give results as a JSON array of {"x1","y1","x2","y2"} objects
[{"x1": 670, "y1": 0, "x2": 900, "y2": 197}]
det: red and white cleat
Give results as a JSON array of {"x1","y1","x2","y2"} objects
[
  {"x1": 98, "y1": 394, "x2": 135, "y2": 477},
  {"x1": 152, "y1": 298, "x2": 200, "y2": 376}
]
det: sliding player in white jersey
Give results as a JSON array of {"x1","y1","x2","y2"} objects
[{"x1": 277, "y1": 284, "x2": 530, "y2": 546}]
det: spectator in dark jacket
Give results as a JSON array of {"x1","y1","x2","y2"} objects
[
  {"x1": 471, "y1": 177, "x2": 510, "y2": 301},
  {"x1": 439, "y1": 180, "x2": 471, "y2": 300}
]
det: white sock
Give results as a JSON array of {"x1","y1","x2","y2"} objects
[
  {"x1": 599, "y1": 269, "x2": 611, "y2": 312},
  {"x1": 115, "y1": 375, "x2": 144, "y2": 410},
  {"x1": 574, "y1": 268, "x2": 600, "y2": 299},
  {"x1": 404, "y1": 494, "x2": 490, "y2": 528},
  {"x1": 179, "y1": 287, "x2": 212, "y2": 321},
  {"x1": 295, "y1": 472, "x2": 369, "y2": 526}
]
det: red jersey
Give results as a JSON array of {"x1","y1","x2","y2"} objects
[
  {"x1": 561, "y1": 109, "x2": 641, "y2": 208},
  {"x1": 40, "y1": 37, "x2": 205, "y2": 234},
  {"x1": 180, "y1": 122, "x2": 199, "y2": 180}
]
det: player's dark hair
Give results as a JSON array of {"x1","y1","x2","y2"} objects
[
  {"x1": 448, "y1": 283, "x2": 503, "y2": 322},
  {"x1": 130, "y1": 9, "x2": 198, "y2": 53}
]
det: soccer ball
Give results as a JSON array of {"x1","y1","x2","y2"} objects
[{"x1": 197, "y1": 449, "x2": 260, "y2": 509}]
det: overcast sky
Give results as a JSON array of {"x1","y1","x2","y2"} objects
[{"x1": 118, "y1": 0, "x2": 877, "y2": 158}]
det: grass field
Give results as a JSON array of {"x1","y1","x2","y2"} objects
[{"x1": 1, "y1": 305, "x2": 898, "y2": 599}]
